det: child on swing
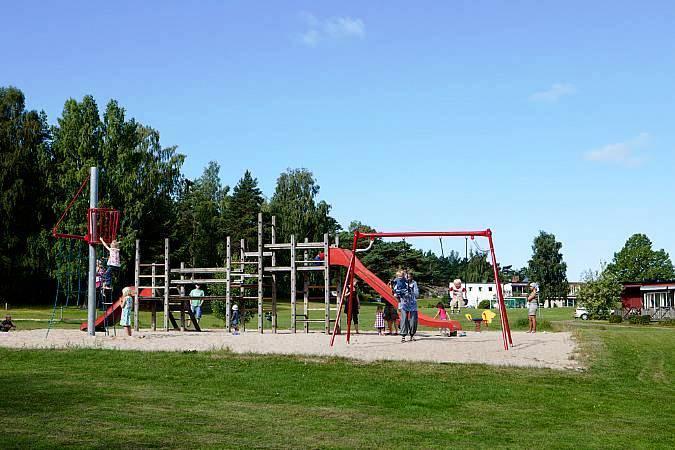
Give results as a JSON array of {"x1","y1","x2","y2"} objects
[{"x1": 449, "y1": 278, "x2": 465, "y2": 314}]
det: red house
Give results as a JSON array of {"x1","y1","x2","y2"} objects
[{"x1": 622, "y1": 281, "x2": 675, "y2": 320}]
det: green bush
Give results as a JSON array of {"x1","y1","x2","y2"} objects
[
  {"x1": 478, "y1": 300, "x2": 491, "y2": 309},
  {"x1": 628, "y1": 315, "x2": 651, "y2": 325},
  {"x1": 657, "y1": 318, "x2": 675, "y2": 327},
  {"x1": 608, "y1": 314, "x2": 623, "y2": 324},
  {"x1": 515, "y1": 317, "x2": 552, "y2": 331},
  {"x1": 211, "y1": 300, "x2": 227, "y2": 323}
]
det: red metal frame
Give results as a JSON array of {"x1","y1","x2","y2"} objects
[
  {"x1": 331, "y1": 229, "x2": 514, "y2": 350},
  {"x1": 52, "y1": 175, "x2": 120, "y2": 245}
]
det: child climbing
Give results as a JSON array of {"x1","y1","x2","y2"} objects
[
  {"x1": 433, "y1": 302, "x2": 451, "y2": 336},
  {"x1": 231, "y1": 304, "x2": 240, "y2": 335},
  {"x1": 100, "y1": 238, "x2": 121, "y2": 293},
  {"x1": 449, "y1": 278, "x2": 465, "y2": 314},
  {"x1": 120, "y1": 286, "x2": 133, "y2": 336},
  {"x1": 374, "y1": 305, "x2": 385, "y2": 335}
]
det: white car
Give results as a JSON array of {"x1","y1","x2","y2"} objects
[
  {"x1": 574, "y1": 306, "x2": 615, "y2": 320},
  {"x1": 574, "y1": 307, "x2": 590, "y2": 320}
]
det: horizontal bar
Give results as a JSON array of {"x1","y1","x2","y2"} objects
[
  {"x1": 170, "y1": 267, "x2": 226, "y2": 274},
  {"x1": 357, "y1": 230, "x2": 492, "y2": 238},
  {"x1": 297, "y1": 266, "x2": 326, "y2": 271},
  {"x1": 265, "y1": 266, "x2": 291, "y2": 272},
  {"x1": 170, "y1": 279, "x2": 228, "y2": 284},
  {"x1": 264, "y1": 242, "x2": 326, "y2": 250},
  {"x1": 243, "y1": 251, "x2": 273, "y2": 257},
  {"x1": 139, "y1": 263, "x2": 165, "y2": 267},
  {"x1": 137, "y1": 286, "x2": 167, "y2": 290}
]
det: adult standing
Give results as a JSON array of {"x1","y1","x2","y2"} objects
[
  {"x1": 527, "y1": 282, "x2": 539, "y2": 333},
  {"x1": 189, "y1": 283, "x2": 205, "y2": 325},
  {"x1": 397, "y1": 271, "x2": 420, "y2": 342}
]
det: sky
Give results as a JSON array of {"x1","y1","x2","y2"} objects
[{"x1": 2, "y1": 0, "x2": 674, "y2": 280}]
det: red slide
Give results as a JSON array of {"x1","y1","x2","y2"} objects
[
  {"x1": 329, "y1": 248, "x2": 462, "y2": 331},
  {"x1": 80, "y1": 288, "x2": 151, "y2": 332}
]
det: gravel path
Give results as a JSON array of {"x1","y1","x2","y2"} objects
[{"x1": 0, "y1": 329, "x2": 580, "y2": 370}]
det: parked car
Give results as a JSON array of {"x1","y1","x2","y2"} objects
[
  {"x1": 575, "y1": 307, "x2": 589, "y2": 320},
  {"x1": 574, "y1": 306, "x2": 615, "y2": 320}
]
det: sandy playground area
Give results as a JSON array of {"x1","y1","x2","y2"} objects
[{"x1": 0, "y1": 328, "x2": 580, "y2": 370}]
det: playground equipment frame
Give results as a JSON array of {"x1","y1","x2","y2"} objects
[{"x1": 331, "y1": 229, "x2": 514, "y2": 350}]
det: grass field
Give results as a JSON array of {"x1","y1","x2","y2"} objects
[
  {"x1": 1, "y1": 317, "x2": 674, "y2": 448},
  {"x1": 5, "y1": 300, "x2": 574, "y2": 332}
]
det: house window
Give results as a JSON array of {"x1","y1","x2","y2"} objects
[
  {"x1": 469, "y1": 287, "x2": 473, "y2": 292},
  {"x1": 489, "y1": 287, "x2": 493, "y2": 292},
  {"x1": 479, "y1": 287, "x2": 483, "y2": 292},
  {"x1": 644, "y1": 292, "x2": 670, "y2": 308}
]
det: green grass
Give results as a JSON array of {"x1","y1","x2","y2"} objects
[
  {"x1": 4, "y1": 301, "x2": 576, "y2": 333},
  {"x1": 1, "y1": 323, "x2": 673, "y2": 448}
]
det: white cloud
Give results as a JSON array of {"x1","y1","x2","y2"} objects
[
  {"x1": 298, "y1": 12, "x2": 365, "y2": 47},
  {"x1": 529, "y1": 83, "x2": 576, "y2": 102},
  {"x1": 584, "y1": 133, "x2": 650, "y2": 167}
]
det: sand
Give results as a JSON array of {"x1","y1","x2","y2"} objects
[{"x1": 0, "y1": 328, "x2": 580, "y2": 370}]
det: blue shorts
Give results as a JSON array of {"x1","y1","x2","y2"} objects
[{"x1": 191, "y1": 305, "x2": 202, "y2": 319}]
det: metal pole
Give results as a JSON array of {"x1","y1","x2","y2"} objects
[
  {"x1": 487, "y1": 230, "x2": 512, "y2": 349},
  {"x1": 87, "y1": 167, "x2": 98, "y2": 336},
  {"x1": 324, "y1": 233, "x2": 330, "y2": 334}
]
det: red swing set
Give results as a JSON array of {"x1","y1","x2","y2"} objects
[{"x1": 331, "y1": 229, "x2": 514, "y2": 350}]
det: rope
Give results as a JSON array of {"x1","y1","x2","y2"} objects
[
  {"x1": 51, "y1": 174, "x2": 90, "y2": 238},
  {"x1": 46, "y1": 241, "x2": 65, "y2": 338},
  {"x1": 65, "y1": 240, "x2": 73, "y2": 307}
]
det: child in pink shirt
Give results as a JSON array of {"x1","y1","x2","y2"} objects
[{"x1": 433, "y1": 302, "x2": 451, "y2": 337}]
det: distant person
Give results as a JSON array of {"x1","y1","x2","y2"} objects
[
  {"x1": 449, "y1": 279, "x2": 465, "y2": 314},
  {"x1": 1, "y1": 315, "x2": 16, "y2": 332},
  {"x1": 344, "y1": 281, "x2": 361, "y2": 334},
  {"x1": 231, "y1": 304, "x2": 240, "y2": 335},
  {"x1": 313, "y1": 251, "x2": 325, "y2": 265},
  {"x1": 120, "y1": 286, "x2": 133, "y2": 336},
  {"x1": 189, "y1": 284, "x2": 205, "y2": 325},
  {"x1": 374, "y1": 305, "x2": 385, "y2": 335},
  {"x1": 527, "y1": 282, "x2": 539, "y2": 333},
  {"x1": 383, "y1": 300, "x2": 399, "y2": 335},
  {"x1": 433, "y1": 302, "x2": 451, "y2": 337}
]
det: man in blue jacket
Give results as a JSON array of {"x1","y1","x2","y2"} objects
[{"x1": 397, "y1": 271, "x2": 419, "y2": 342}]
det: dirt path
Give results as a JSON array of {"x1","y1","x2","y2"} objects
[{"x1": 0, "y1": 329, "x2": 580, "y2": 370}]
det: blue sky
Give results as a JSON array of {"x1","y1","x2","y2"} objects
[{"x1": 3, "y1": 0, "x2": 674, "y2": 279}]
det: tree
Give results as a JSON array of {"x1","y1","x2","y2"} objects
[
  {"x1": 225, "y1": 170, "x2": 264, "y2": 244},
  {"x1": 269, "y1": 168, "x2": 340, "y2": 242},
  {"x1": 175, "y1": 162, "x2": 229, "y2": 267},
  {"x1": 0, "y1": 86, "x2": 54, "y2": 302},
  {"x1": 606, "y1": 234, "x2": 675, "y2": 282},
  {"x1": 578, "y1": 267, "x2": 622, "y2": 319},
  {"x1": 528, "y1": 231, "x2": 569, "y2": 307}
]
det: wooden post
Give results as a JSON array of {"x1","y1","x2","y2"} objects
[
  {"x1": 151, "y1": 258, "x2": 157, "y2": 331},
  {"x1": 226, "y1": 236, "x2": 231, "y2": 332},
  {"x1": 304, "y1": 238, "x2": 309, "y2": 333},
  {"x1": 257, "y1": 212, "x2": 263, "y2": 333},
  {"x1": 179, "y1": 262, "x2": 185, "y2": 331},
  {"x1": 324, "y1": 233, "x2": 330, "y2": 334},
  {"x1": 271, "y1": 216, "x2": 277, "y2": 333},
  {"x1": 134, "y1": 239, "x2": 140, "y2": 332},
  {"x1": 290, "y1": 234, "x2": 297, "y2": 333},
  {"x1": 164, "y1": 238, "x2": 170, "y2": 331},
  {"x1": 240, "y1": 239, "x2": 245, "y2": 332}
]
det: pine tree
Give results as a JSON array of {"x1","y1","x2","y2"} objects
[
  {"x1": 226, "y1": 170, "x2": 264, "y2": 244},
  {"x1": 528, "y1": 231, "x2": 569, "y2": 307}
]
